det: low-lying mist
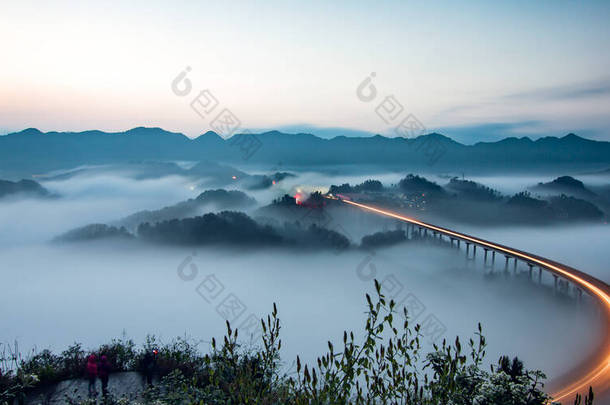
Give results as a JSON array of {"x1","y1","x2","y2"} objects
[
  {"x1": 0, "y1": 241, "x2": 599, "y2": 383},
  {"x1": 1, "y1": 166, "x2": 608, "y2": 389},
  {"x1": 0, "y1": 174, "x2": 197, "y2": 245}
]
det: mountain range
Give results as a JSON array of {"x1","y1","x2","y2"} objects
[{"x1": 1, "y1": 127, "x2": 609, "y2": 177}]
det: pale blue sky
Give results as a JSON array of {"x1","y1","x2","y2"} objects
[{"x1": 1, "y1": 0, "x2": 609, "y2": 142}]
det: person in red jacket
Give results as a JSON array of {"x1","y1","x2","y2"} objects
[
  {"x1": 98, "y1": 355, "x2": 111, "y2": 398},
  {"x1": 86, "y1": 354, "x2": 98, "y2": 398}
]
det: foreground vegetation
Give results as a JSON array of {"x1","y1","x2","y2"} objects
[{"x1": 1, "y1": 281, "x2": 594, "y2": 404}]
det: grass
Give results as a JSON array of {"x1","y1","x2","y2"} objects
[{"x1": 0, "y1": 280, "x2": 594, "y2": 405}]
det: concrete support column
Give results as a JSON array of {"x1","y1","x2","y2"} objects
[
  {"x1": 504, "y1": 255, "x2": 509, "y2": 271},
  {"x1": 528, "y1": 264, "x2": 533, "y2": 280},
  {"x1": 513, "y1": 258, "x2": 518, "y2": 274},
  {"x1": 484, "y1": 249, "x2": 488, "y2": 262},
  {"x1": 538, "y1": 267, "x2": 542, "y2": 284},
  {"x1": 553, "y1": 275, "x2": 558, "y2": 295}
]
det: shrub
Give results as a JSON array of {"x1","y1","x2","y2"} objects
[
  {"x1": 1, "y1": 281, "x2": 593, "y2": 404},
  {"x1": 95, "y1": 337, "x2": 137, "y2": 372}
]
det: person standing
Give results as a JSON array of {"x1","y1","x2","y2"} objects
[
  {"x1": 98, "y1": 355, "x2": 111, "y2": 399},
  {"x1": 86, "y1": 354, "x2": 98, "y2": 398},
  {"x1": 141, "y1": 349, "x2": 158, "y2": 387}
]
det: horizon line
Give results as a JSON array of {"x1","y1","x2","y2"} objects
[{"x1": 0, "y1": 126, "x2": 594, "y2": 145}]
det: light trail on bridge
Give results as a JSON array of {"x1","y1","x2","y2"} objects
[{"x1": 334, "y1": 197, "x2": 610, "y2": 403}]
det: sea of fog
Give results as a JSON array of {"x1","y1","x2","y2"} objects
[
  {"x1": 0, "y1": 169, "x2": 608, "y2": 386},
  {"x1": 1, "y1": 241, "x2": 601, "y2": 381}
]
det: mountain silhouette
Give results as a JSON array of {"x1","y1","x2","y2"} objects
[
  {"x1": 1, "y1": 127, "x2": 609, "y2": 176},
  {"x1": 0, "y1": 179, "x2": 50, "y2": 199},
  {"x1": 531, "y1": 175, "x2": 597, "y2": 198}
]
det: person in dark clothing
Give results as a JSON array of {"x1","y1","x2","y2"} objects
[
  {"x1": 141, "y1": 349, "x2": 158, "y2": 386},
  {"x1": 98, "y1": 355, "x2": 111, "y2": 398},
  {"x1": 86, "y1": 354, "x2": 98, "y2": 398}
]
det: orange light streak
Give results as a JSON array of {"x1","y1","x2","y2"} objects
[{"x1": 338, "y1": 198, "x2": 610, "y2": 402}]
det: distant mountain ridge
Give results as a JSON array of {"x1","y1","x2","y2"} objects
[{"x1": 1, "y1": 127, "x2": 609, "y2": 176}]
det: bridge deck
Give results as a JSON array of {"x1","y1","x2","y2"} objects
[{"x1": 339, "y1": 198, "x2": 610, "y2": 403}]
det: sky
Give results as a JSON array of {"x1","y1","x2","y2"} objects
[{"x1": 1, "y1": 0, "x2": 610, "y2": 143}]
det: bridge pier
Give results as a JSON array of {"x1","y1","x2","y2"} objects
[
  {"x1": 528, "y1": 263, "x2": 533, "y2": 280},
  {"x1": 484, "y1": 248, "x2": 488, "y2": 262},
  {"x1": 465, "y1": 243, "x2": 476, "y2": 261},
  {"x1": 504, "y1": 255, "x2": 509, "y2": 272},
  {"x1": 538, "y1": 267, "x2": 542, "y2": 284},
  {"x1": 553, "y1": 275, "x2": 558, "y2": 295},
  {"x1": 513, "y1": 257, "x2": 518, "y2": 274},
  {"x1": 560, "y1": 279, "x2": 569, "y2": 295}
]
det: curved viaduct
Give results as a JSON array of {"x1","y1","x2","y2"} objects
[{"x1": 334, "y1": 198, "x2": 610, "y2": 403}]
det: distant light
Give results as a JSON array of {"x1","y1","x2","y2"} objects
[
  {"x1": 272, "y1": 180, "x2": 276, "y2": 185},
  {"x1": 232, "y1": 176, "x2": 237, "y2": 180},
  {"x1": 189, "y1": 185, "x2": 195, "y2": 191}
]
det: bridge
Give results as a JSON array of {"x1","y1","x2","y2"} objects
[{"x1": 333, "y1": 197, "x2": 610, "y2": 403}]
